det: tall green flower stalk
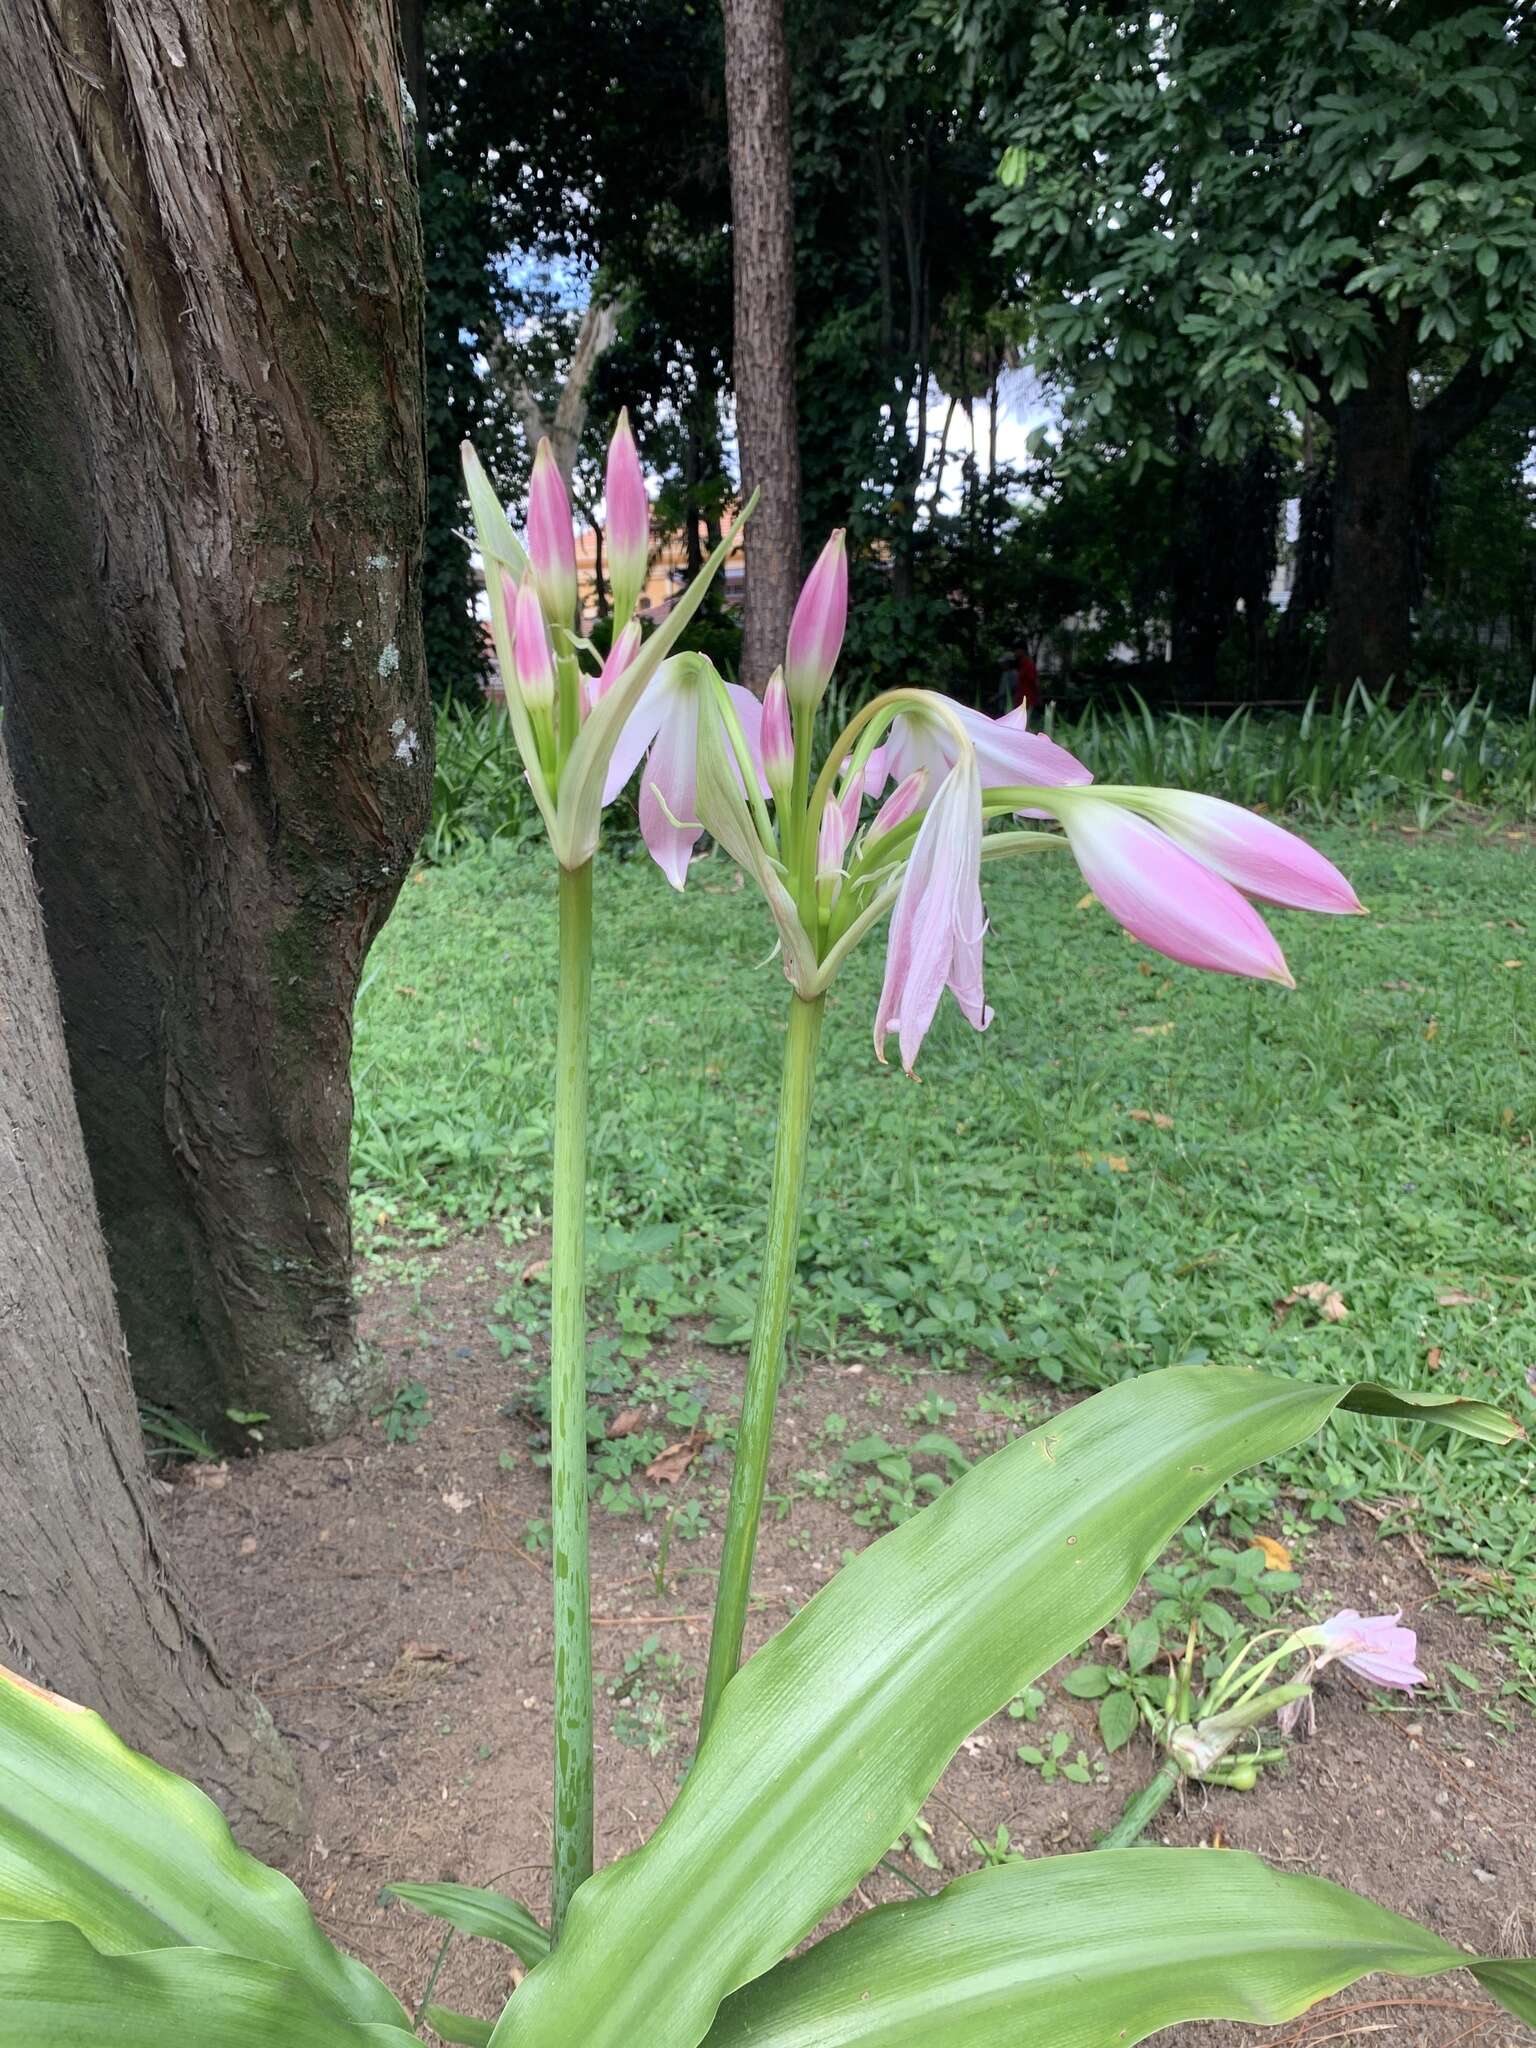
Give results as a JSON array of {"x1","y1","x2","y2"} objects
[
  {"x1": 460, "y1": 431, "x2": 754, "y2": 1933},
  {"x1": 701, "y1": 991, "x2": 824, "y2": 1735},
  {"x1": 549, "y1": 857, "x2": 594, "y2": 1925}
]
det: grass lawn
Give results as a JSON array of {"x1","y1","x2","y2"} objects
[{"x1": 352, "y1": 820, "x2": 1535, "y2": 1708}]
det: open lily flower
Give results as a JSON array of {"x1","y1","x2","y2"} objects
[
  {"x1": 878, "y1": 700, "x2": 1091, "y2": 798},
  {"x1": 874, "y1": 749, "x2": 990, "y2": 1073},
  {"x1": 1316, "y1": 1610, "x2": 1424, "y2": 1691},
  {"x1": 605, "y1": 660, "x2": 767, "y2": 890},
  {"x1": 1050, "y1": 794, "x2": 1297, "y2": 985}
]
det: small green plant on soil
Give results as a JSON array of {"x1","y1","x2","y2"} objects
[{"x1": 370, "y1": 1380, "x2": 431, "y2": 1445}]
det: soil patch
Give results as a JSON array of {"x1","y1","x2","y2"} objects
[{"x1": 169, "y1": 1231, "x2": 1536, "y2": 2046}]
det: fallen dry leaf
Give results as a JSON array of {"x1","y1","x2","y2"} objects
[
  {"x1": 187, "y1": 1461, "x2": 230, "y2": 1491},
  {"x1": 1426, "y1": 1347, "x2": 1443, "y2": 1372},
  {"x1": 400, "y1": 1642, "x2": 467, "y2": 1666},
  {"x1": 1436, "y1": 1289, "x2": 1480, "y2": 1307},
  {"x1": 521, "y1": 1256, "x2": 551, "y2": 1286},
  {"x1": 440, "y1": 1489, "x2": 473, "y2": 1514},
  {"x1": 646, "y1": 1429, "x2": 706, "y2": 1485},
  {"x1": 1502, "y1": 959, "x2": 1525, "y2": 971},
  {"x1": 237, "y1": 1534, "x2": 258, "y2": 1557},
  {"x1": 1128, "y1": 1109, "x2": 1176, "y2": 1130},
  {"x1": 1249, "y1": 1535, "x2": 1293, "y2": 1572},
  {"x1": 607, "y1": 1407, "x2": 646, "y2": 1438},
  {"x1": 1075, "y1": 892, "x2": 1097, "y2": 910},
  {"x1": 1133, "y1": 1021, "x2": 1176, "y2": 1038},
  {"x1": 1274, "y1": 1282, "x2": 1348, "y2": 1325}
]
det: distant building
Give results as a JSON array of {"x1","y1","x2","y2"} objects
[{"x1": 574, "y1": 510, "x2": 746, "y2": 629}]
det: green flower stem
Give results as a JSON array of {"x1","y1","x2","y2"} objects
[
  {"x1": 700, "y1": 991, "x2": 826, "y2": 1740},
  {"x1": 1098, "y1": 1757, "x2": 1183, "y2": 1850},
  {"x1": 551, "y1": 857, "x2": 595, "y2": 1936}
]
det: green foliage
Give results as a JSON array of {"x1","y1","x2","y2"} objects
[
  {"x1": 377, "y1": 1882, "x2": 548, "y2": 1967},
  {"x1": 484, "y1": 1372, "x2": 1512, "y2": 2046},
  {"x1": 970, "y1": 0, "x2": 1536, "y2": 458},
  {"x1": 701, "y1": 1850, "x2": 1536, "y2": 2045}
]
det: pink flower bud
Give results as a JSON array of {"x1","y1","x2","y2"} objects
[
  {"x1": 760, "y1": 670, "x2": 793, "y2": 788},
  {"x1": 605, "y1": 409, "x2": 649, "y2": 629},
  {"x1": 528, "y1": 438, "x2": 577, "y2": 627},
  {"x1": 785, "y1": 530, "x2": 847, "y2": 711},
  {"x1": 585, "y1": 619, "x2": 642, "y2": 717},
  {"x1": 866, "y1": 769, "x2": 928, "y2": 844},
  {"x1": 510, "y1": 571, "x2": 555, "y2": 711}
]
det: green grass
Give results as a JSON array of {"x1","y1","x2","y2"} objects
[
  {"x1": 353, "y1": 821, "x2": 1535, "y2": 1706},
  {"x1": 426, "y1": 687, "x2": 1536, "y2": 864}
]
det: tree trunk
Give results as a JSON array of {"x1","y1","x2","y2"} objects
[
  {"x1": 0, "y1": 0, "x2": 430, "y2": 1448},
  {"x1": 723, "y1": 0, "x2": 801, "y2": 693},
  {"x1": 1325, "y1": 324, "x2": 1418, "y2": 694},
  {"x1": 0, "y1": 733, "x2": 303, "y2": 1859}
]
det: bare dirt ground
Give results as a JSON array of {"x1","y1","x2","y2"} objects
[{"x1": 169, "y1": 1231, "x2": 1536, "y2": 2047}]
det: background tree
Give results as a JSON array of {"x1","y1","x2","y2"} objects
[
  {"x1": 724, "y1": 0, "x2": 802, "y2": 689},
  {"x1": 967, "y1": 0, "x2": 1536, "y2": 690},
  {"x1": 0, "y1": 733, "x2": 302, "y2": 1856},
  {"x1": 0, "y1": 0, "x2": 431, "y2": 1448}
]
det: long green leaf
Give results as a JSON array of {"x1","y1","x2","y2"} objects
[
  {"x1": 425, "y1": 2005, "x2": 495, "y2": 2047},
  {"x1": 0, "y1": 1666, "x2": 408, "y2": 2030},
  {"x1": 379, "y1": 1881, "x2": 549, "y2": 1965},
  {"x1": 701, "y1": 1849, "x2": 1536, "y2": 2044},
  {"x1": 0, "y1": 1921, "x2": 412, "y2": 2047},
  {"x1": 489, "y1": 1370, "x2": 1518, "y2": 2048}
]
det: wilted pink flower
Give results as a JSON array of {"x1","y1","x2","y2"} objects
[
  {"x1": 1316, "y1": 1610, "x2": 1424, "y2": 1691},
  {"x1": 604, "y1": 663, "x2": 766, "y2": 890},
  {"x1": 1125, "y1": 790, "x2": 1365, "y2": 915},
  {"x1": 605, "y1": 409, "x2": 649, "y2": 629},
  {"x1": 785, "y1": 530, "x2": 847, "y2": 710},
  {"x1": 880, "y1": 701, "x2": 1090, "y2": 800},
  {"x1": 528, "y1": 438, "x2": 577, "y2": 626},
  {"x1": 874, "y1": 750, "x2": 990, "y2": 1074},
  {"x1": 1054, "y1": 795, "x2": 1295, "y2": 985},
  {"x1": 761, "y1": 670, "x2": 793, "y2": 789},
  {"x1": 509, "y1": 572, "x2": 555, "y2": 711}
]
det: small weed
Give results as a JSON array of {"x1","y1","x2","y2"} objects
[
  {"x1": 1016, "y1": 1729, "x2": 1108, "y2": 1785},
  {"x1": 371, "y1": 1381, "x2": 431, "y2": 1445}
]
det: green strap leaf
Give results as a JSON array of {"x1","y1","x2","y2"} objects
[
  {"x1": 380, "y1": 1881, "x2": 549, "y2": 1965},
  {"x1": 425, "y1": 2005, "x2": 496, "y2": 2047},
  {"x1": 0, "y1": 1921, "x2": 412, "y2": 2046},
  {"x1": 0, "y1": 1667, "x2": 408, "y2": 2031},
  {"x1": 701, "y1": 1849, "x2": 1536, "y2": 2045},
  {"x1": 488, "y1": 1370, "x2": 1518, "y2": 2048}
]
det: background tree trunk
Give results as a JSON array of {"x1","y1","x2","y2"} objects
[
  {"x1": 0, "y1": 733, "x2": 303, "y2": 1860},
  {"x1": 0, "y1": 0, "x2": 431, "y2": 1448},
  {"x1": 723, "y1": 0, "x2": 801, "y2": 692},
  {"x1": 1325, "y1": 324, "x2": 1418, "y2": 694}
]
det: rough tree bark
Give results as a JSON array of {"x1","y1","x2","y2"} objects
[
  {"x1": 0, "y1": 0, "x2": 431, "y2": 1447},
  {"x1": 723, "y1": 0, "x2": 801, "y2": 692},
  {"x1": 1325, "y1": 323, "x2": 1516, "y2": 694},
  {"x1": 0, "y1": 733, "x2": 303, "y2": 1858}
]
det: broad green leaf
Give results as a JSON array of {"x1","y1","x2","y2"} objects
[
  {"x1": 425, "y1": 2005, "x2": 495, "y2": 2047},
  {"x1": 0, "y1": 1667, "x2": 408, "y2": 2031},
  {"x1": 380, "y1": 1881, "x2": 549, "y2": 1965},
  {"x1": 1061, "y1": 1663, "x2": 1111, "y2": 1698},
  {"x1": 701, "y1": 1850, "x2": 1536, "y2": 2044},
  {"x1": 1126, "y1": 1615, "x2": 1162, "y2": 1672},
  {"x1": 0, "y1": 1920, "x2": 411, "y2": 2046},
  {"x1": 1098, "y1": 1688, "x2": 1139, "y2": 1754},
  {"x1": 489, "y1": 1370, "x2": 1518, "y2": 2048}
]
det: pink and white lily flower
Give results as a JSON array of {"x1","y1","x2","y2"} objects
[
  {"x1": 874, "y1": 748, "x2": 991, "y2": 1074},
  {"x1": 872, "y1": 701, "x2": 1091, "y2": 801},
  {"x1": 1316, "y1": 1609, "x2": 1425, "y2": 1691},
  {"x1": 604, "y1": 661, "x2": 767, "y2": 891}
]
